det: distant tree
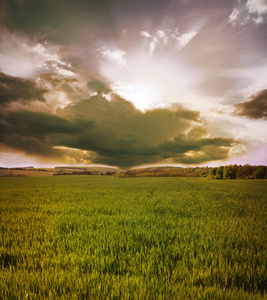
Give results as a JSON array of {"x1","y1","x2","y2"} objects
[
  {"x1": 223, "y1": 165, "x2": 236, "y2": 179},
  {"x1": 253, "y1": 166, "x2": 267, "y2": 179},
  {"x1": 236, "y1": 166, "x2": 244, "y2": 179},
  {"x1": 207, "y1": 167, "x2": 217, "y2": 179},
  {"x1": 240, "y1": 164, "x2": 256, "y2": 179},
  {"x1": 232, "y1": 164, "x2": 239, "y2": 178},
  {"x1": 215, "y1": 166, "x2": 224, "y2": 179},
  {"x1": 106, "y1": 171, "x2": 115, "y2": 176}
]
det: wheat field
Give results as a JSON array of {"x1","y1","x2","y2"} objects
[{"x1": 0, "y1": 176, "x2": 266, "y2": 299}]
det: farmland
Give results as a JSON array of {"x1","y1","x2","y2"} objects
[
  {"x1": 0, "y1": 166, "x2": 120, "y2": 177},
  {"x1": 0, "y1": 176, "x2": 266, "y2": 299}
]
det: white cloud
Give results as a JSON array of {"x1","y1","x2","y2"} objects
[
  {"x1": 178, "y1": 31, "x2": 198, "y2": 47},
  {"x1": 229, "y1": 8, "x2": 240, "y2": 25},
  {"x1": 149, "y1": 39, "x2": 158, "y2": 56},
  {"x1": 140, "y1": 31, "x2": 158, "y2": 56},
  {"x1": 32, "y1": 43, "x2": 61, "y2": 66},
  {"x1": 246, "y1": 0, "x2": 267, "y2": 14},
  {"x1": 110, "y1": 81, "x2": 133, "y2": 93},
  {"x1": 230, "y1": 0, "x2": 267, "y2": 26},
  {"x1": 0, "y1": 32, "x2": 75, "y2": 77},
  {"x1": 253, "y1": 14, "x2": 264, "y2": 23},
  {"x1": 157, "y1": 30, "x2": 168, "y2": 45},
  {"x1": 155, "y1": 28, "x2": 180, "y2": 46},
  {"x1": 31, "y1": 43, "x2": 75, "y2": 77},
  {"x1": 55, "y1": 68, "x2": 75, "y2": 77},
  {"x1": 140, "y1": 31, "x2": 152, "y2": 38},
  {"x1": 140, "y1": 28, "x2": 181, "y2": 56},
  {"x1": 97, "y1": 47, "x2": 126, "y2": 66},
  {"x1": 246, "y1": 0, "x2": 267, "y2": 23}
]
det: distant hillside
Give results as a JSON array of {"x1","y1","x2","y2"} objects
[
  {"x1": 1, "y1": 164, "x2": 266, "y2": 179},
  {"x1": 54, "y1": 166, "x2": 120, "y2": 176},
  {"x1": 0, "y1": 166, "x2": 121, "y2": 177},
  {"x1": 0, "y1": 168, "x2": 54, "y2": 177}
]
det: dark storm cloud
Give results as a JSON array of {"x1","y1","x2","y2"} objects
[
  {"x1": 176, "y1": 145, "x2": 232, "y2": 164},
  {"x1": 235, "y1": 89, "x2": 267, "y2": 119},
  {"x1": 159, "y1": 132, "x2": 234, "y2": 164},
  {"x1": 0, "y1": 0, "x2": 237, "y2": 41},
  {"x1": 0, "y1": 0, "x2": 115, "y2": 43},
  {"x1": 0, "y1": 110, "x2": 81, "y2": 137},
  {"x1": 0, "y1": 94, "x2": 235, "y2": 167},
  {"x1": 0, "y1": 109, "x2": 94, "y2": 158},
  {"x1": 0, "y1": 72, "x2": 48, "y2": 106}
]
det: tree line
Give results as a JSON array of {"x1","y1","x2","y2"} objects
[{"x1": 114, "y1": 164, "x2": 267, "y2": 179}]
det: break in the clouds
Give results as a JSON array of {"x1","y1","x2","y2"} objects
[
  {"x1": 0, "y1": 31, "x2": 75, "y2": 78},
  {"x1": 88, "y1": 79, "x2": 112, "y2": 94},
  {"x1": 0, "y1": 0, "x2": 266, "y2": 167}
]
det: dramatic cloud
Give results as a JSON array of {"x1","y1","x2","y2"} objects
[
  {"x1": 0, "y1": 94, "x2": 236, "y2": 168},
  {"x1": 159, "y1": 127, "x2": 234, "y2": 164},
  {"x1": 0, "y1": 0, "x2": 266, "y2": 167},
  {"x1": 0, "y1": 72, "x2": 47, "y2": 106},
  {"x1": 0, "y1": 109, "x2": 91, "y2": 160},
  {"x1": 235, "y1": 89, "x2": 267, "y2": 119}
]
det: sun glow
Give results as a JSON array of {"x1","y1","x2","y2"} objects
[
  {"x1": 129, "y1": 82, "x2": 159, "y2": 110},
  {"x1": 99, "y1": 42, "x2": 200, "y2": 110},
  {"x1": 110, "y1": 81, "x2": 157, "y2": 110}
]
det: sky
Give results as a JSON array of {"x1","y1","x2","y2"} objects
[{"x1": 0, "y1": 0, "x2": 266, "y2": 169}]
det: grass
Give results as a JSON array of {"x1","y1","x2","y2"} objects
[{"x1": 0, "y1": 176, "x2": 266, "y2": 299}]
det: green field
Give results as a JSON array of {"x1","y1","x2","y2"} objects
[{"x1": 0, "y1": 176, "x2": 266, "y2": 299}]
